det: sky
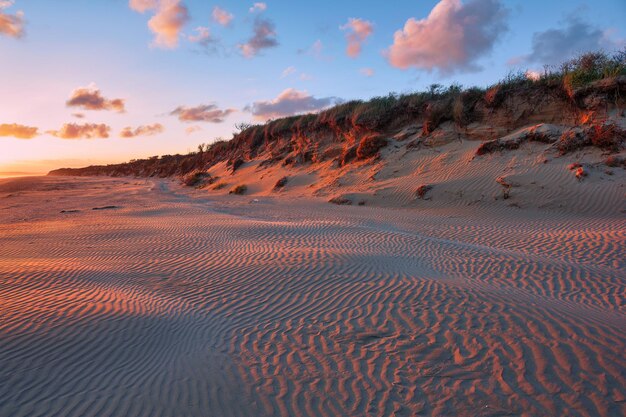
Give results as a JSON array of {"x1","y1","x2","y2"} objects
[{"x1": 1, "y1": 0, "x2": 624, "y2": 174}]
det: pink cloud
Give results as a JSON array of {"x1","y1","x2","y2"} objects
[
  {"x1": 212, "y1": 6, "x2": 233, "y2": 26},
  {"x1": 386, "y1": 0, "x2": 507, "y2": 75},
  {"x1": 0, "y1": 123, "x2": 38, "y2": 139},
  {"x1": 129, "y1": 0, "x2": 158, "y2": 13},
  {"x1": 245, "y1": 88, "x2": 340, "y2": 120},
  {"x1": 360, "y1": 67, "x2": 375, "y2": 77},
  {"x1": 130, "y1": 0, "x2": 189, "y2": 49},
  {"x1": 185, "y1": 125, "x2": 202, "y2": 135},
  {"x1": 0, "y1": 0, "x2": 24, "y2": 38},
  {"x1": 238, "y1": 17, "x2": 278, "y2": 58},
  {"x1": 120, "y1": 123, "x2": 164, "y2": 138},
  {"x1": 340, "y1": 18, "x2": 373, "y2": 58},
  {"x1": 47, "y1": 123, "x2": 111, "y2": 139},
  {"x1": 66, "y1": 85, "x2": 126, "y2": 113},
  {"x1": 170, "y1": 104, "x2": 236, "y2": 123}
]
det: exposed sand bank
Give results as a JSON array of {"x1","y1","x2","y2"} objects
[{"x1": 0, "y1": 176, "x2": 624, "y2": 416}]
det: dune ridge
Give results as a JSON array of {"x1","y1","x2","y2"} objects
[{"x1": 1, "y1": 176, "x2": 624, "y2": 416}]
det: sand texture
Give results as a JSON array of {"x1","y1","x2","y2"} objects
[{"x1": 0, "y1": 176, "x2": 625, "y2": 417}]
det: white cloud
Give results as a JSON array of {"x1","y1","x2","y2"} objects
[{"x1": 249, "y1": 2, "x2": 267, "y2": 13}]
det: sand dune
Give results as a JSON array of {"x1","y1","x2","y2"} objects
[{"x1": 0, "y1": 176, "x2": 624, "y2": 416}]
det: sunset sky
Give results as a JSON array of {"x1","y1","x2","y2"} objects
[{"x1": 1, "y1": 0, "x2": 624, "y2": 175}]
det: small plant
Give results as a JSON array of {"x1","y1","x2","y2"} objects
[
  {"x1": 356, "y1": 135, "x2": 388, "y2": 159},
  {"x1": 588, "y1": 123, "x2": 626, "y2": 152},
  {"x1": 182, "y1": 171, "x2": 211, "y2": 187},
  {"x1": 416, "y1": 184, "x2": 433, "y2": 199},
  {"x1": 605, "y1": 155, "x2": 625, "y2": 168},
  {"x1": 231, "y1": 158, "x2": 245, "y2": 173},
  {"x1": 574, "y1": 167, "x2": 587, "y2": 180},
  {"x1": 329, "y1": 196, "x2": 352, "y2": 205},
  {"x1": 229, "y1": 184, "x2": 247, "y2": 195},
  {"x1": 273, "y1": 176, "x2": 288, "y2": 190},
  {"x1": 496, "y1": 177, "x2": 512, "y2": 200}
]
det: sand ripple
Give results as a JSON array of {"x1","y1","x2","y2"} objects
[{"x1": 0, "y1": 177, "x2": 624, "y2": 416}]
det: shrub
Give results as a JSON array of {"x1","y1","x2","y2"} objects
[
  {"x1": 588, "y1": 123, "x2": 626, "y2": 152},
  {"x1": 340, "y1": 145, "x2": 358, "y2": 166},
  {"x1": 351, "y1": 94, "x2": 399, "y2": 129},
  {"x1": 605, "y1": 155, "x2": 626, "y2": 168},
  {"x1": 453, "y1": 87, "x2": 484, "y2": 127},
  {"x1": 231, "y1": 158, "x2": 245, "y2": 173},
  {"x1": 229, "y1": 184, "x2": 247, "y2": 195},
  {"x1": 556, "y1": 130, "x2": 590, "y2": 154},
  {"x1": 416, "y1": 184, "x2": 433, "y2": 199},
  {"x1": 182, "y1": 171, "x2": 209, "y2": 187},
  {"x1": 212, "y1": 182, "x2": 228, "y2": 190},
  {"x1": 273, "y1": 176, "x2": 288, "y2": 190},
  {"x1": 356, "y1": 135, "x2": 388, "y2": 159},
  {"x1": 329, "y1": 196, "x2": 352, "y2": 205}
]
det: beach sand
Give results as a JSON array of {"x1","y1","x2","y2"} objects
[{"x1": 0, "y1": 175, "x2": 624, "y2": 416}]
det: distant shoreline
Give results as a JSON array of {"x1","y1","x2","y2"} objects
[{"x1": 0, "y1": 172, "x2": 45, "y2": 179}]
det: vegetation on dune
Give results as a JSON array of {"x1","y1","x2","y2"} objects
[
  {"x1": 229, "y1": 184, "x2": 247, "y2": 195},
  {"x1": 48, "y1": 50, "x2": 626, "y2": 179},
  {"x1": 273, "y1": 176, "x2": 288, "y2": 190}
]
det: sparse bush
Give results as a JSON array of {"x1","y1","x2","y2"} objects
[
  {"x1": 484, "y1": 71, "x2": 531, "y2": 108},
  {"x1": 229, "y1": 184, "x2": 247, "y2": 195},
  {"x1": 329, "y1": 196, "x2": 352, "y2": 205},
  {"x1": 351, "y1": 94, "x2": 399, "y2": 129},
  {"x1": 182, "y1": 171, "x2": 202, "y2": 186},
  {"x1": 416, "y1": 184, "x2": 433, "y2": 199},
  {"x1": 556, "y1": 130, "x2": 590, "y2": 154},
  {"x1": 231, "y1": 158, "x2": 245, "y2": 173},
  {"x1": 273, "y1": 176, "x2": 288, "y2": 190},
  {"x1": 356, "y1": 135, "x2": 388, "y2": 159},
  {"x1": 340, "y1": 145, "x2": 358, "y2": 166},
  {"x1": 561, "y1": 51, "x2": 626, "y2": 96},
  {"x1": 453, "y1": 87, "x2": 484, "y2": 127},
  {"x1": 212, "y1": 182, "x2": 228, "y2": 190},
  {"x1": 476, "y1": 139, "x2": 520, "y2": 156},
  {"x1": 605, "y1": 155, "x2": 626, "y2": 168},
  {"x1": 588, "y1": 123, "x2": 626, "y2": 152}
]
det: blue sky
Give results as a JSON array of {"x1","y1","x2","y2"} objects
[{"x1": 0, "y1": 0, "x2": 624, "y2": 173}]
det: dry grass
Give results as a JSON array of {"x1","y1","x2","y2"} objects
[
  {"x1": 328, "y1": 196, "x2": 352, "y2": 205},
  {"x1": 273, "y1": 176, "x2": 288, "y2": 190},
  {"x1": 229, "y1": 184, "x2": 247, "y2": 195},
  {"x1": 356, "y1": 135, "x2": 388, "y2": 160},
  {"x1": 588, "y1": 123, "x2": 626, "y2": 152},
  {"x1": 605, "y1": 155, "x2": 626, "y2": 168},
  {"x1": 416, "y1": 185, "x2": 433, "y2": 199}
]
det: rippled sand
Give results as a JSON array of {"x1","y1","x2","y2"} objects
[{"x1": 1, "y1": 176, "x2": 624, "y2": 417}]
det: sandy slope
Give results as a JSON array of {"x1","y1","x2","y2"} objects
[
  {"x1": 0, "y1": 176, "x2": 624, "y2": 417},
  {"x1": 200, "y1": 135, "x2": 626, "y2": 217}
]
